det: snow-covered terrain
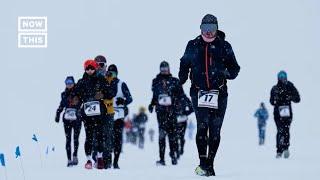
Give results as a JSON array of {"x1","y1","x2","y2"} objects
[{"x1": 0, "y1": 0, "x2": 320, "y2": 179}]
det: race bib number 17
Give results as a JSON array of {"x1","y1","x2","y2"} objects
[
  {"x1": 198, "y1": 90, "x2": 219, "y2": 109},
  {"x1": 84, "y1": 101, "x2": 101, "y2": 116}
]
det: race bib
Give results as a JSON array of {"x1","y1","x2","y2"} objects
[
  {"x1": 84, "y1": 101, "x2": 101, "y2": 116},
  {"x1": 132, "y1": 127, "x2": 138, "y2": 132},
  {"x1": 177, "y1": 115, "x2": 188, "y2": 123},
  {"x1": 279, "y1": 106, "x2": 290, "y2": 117},
  {"x1": 198, "y1": 90, "x2": 219, "y2": 109},
  {"x1": 64, "y1": 108, "x2": 77, "y2": 120},
  {"x1": 139, "y1": 124, "x2": 146, "y2": 129},
  {"x1": 114, "y1": 108, "x2": 125, "y2": 120},
  {"x1": 158, "y1": 94, "x2": 172, "y2": 106}
]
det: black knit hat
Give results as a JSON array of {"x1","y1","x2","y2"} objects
[
  {"x1": 200, "y1": 14, "x2": 218, "y2": 32},
  {"x1": 160, "y1": 61, "x2": 170, "y2": 72},
  {"x1": 108, "y1": 64, "x2": 118, "y2": 75},
  {"x1": 94, "y1": 55, "x2": 107, "y2": 63}
]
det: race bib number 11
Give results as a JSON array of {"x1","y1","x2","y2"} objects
[
  {"x1": 84, "y1": 101, "x2": 101, "y2": 116},
  {"x1": 198, "y1": 90, "x2": 219, "y2": 109},
  {"x1": 279, "y1": 106, "x2": 290, "y2": 117},
  {"x1": 158, "y1": 94, "x2": 172, "y2": 106}
]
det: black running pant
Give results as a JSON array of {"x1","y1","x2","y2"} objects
[
  {"x1": 191, "y1": 95, "x2": 227, "y2": 168},
  {"x1": 113, "y1": 119, "x2": 124, "y2": 164},
  {"x1": 63, "y1": 120, "x2": 82, "y2": 160},
  {"x1": 176, "y1": 121, "x2": 187, "y2": 154},
  {"x1": 274, "y1": 117, "x2": 292, "y2": 153},
  {"x1": 157, "y1": 111, "x2": 178, "y2": 161}
]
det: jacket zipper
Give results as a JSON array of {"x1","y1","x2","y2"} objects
[{"x1": 205, "y1": 44, "x2": 210, "y2": 89}]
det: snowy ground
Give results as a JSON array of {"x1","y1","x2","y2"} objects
[
  {"x1": 1, "y1": 0, "x2": 320, "y2": 179},
  {"x1": 1, "y1": 109, "x2": 320, "y2": 180}
]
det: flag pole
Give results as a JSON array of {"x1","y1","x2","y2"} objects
[
  {"x1": 37, "y1": 143, "x2": 43, "y2": 168},
  {"x1": 19, "y1": 158, "x2": 26, "y2": 180},
  {"x1": 4, "y1": 166, "x2": 8, "y2": 180}
]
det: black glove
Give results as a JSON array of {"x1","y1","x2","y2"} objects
[
  {"x1": 116, "y1": 97, "x2": 125, "y2": 106},
  {"x1": 148, "y1": 104, "x2": 154, "y2": 113},
  {"x1": 124, "y1": 106, "x2": 129, "y2": 116},
  {"x1": 55, "y1": 113, "x2": 60, "y2": 123}
]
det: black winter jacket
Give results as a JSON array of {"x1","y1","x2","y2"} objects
[
  {"x1": 75, "y1": 72, "x2": 116, "y2": 117},
  {"x1": 175, "y1": 94, "x2": 194, "y2": 116},
  {"x1": 56, "y1": 87, "x2": 81, "y2": 122},
  {"x1": 150, "y1": 74, "x2": 184, "y2": 113},
  {"x1": 270, "y1": 81, "x2": 300, "y2": 118},
  {"x1": 179, "y1": 30, "x2": 240, "y2": 97},
  {"x1": 75, "y1": 72, "x2": 116, "y2": 103}
]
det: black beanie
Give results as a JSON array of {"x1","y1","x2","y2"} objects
[
  {"x1": 94, "y1": 55, "x2": 107, "y2": 63},
  {"x1": 200, "y1": 14, "x2": 218, "y2": 32},
  {"x1": 201, "y1": 14, "x2": 218, "y2": 25},
  {"x1": 108, "y1": 64, "x2": 118, "y2": 75},
  {"x1": 160, "y1": 61, "x2": 169, "y2": 69}
]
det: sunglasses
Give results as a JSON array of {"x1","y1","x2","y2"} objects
[{"x1": 85, "y1": 65, "x2": 96, "y2": 71}]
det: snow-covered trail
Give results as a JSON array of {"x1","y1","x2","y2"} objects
[
  {"x1": 1, "y1": 111, "x2": 319, "y2": 180},
  {"x1": 1, "y1": 0, "x2": 320, "y2": 179}
]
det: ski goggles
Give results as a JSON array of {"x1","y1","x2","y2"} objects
[
  {"x1": 107, "y1": 71, "x2": 117, "y2": 77},
  {"x1": 200, "y1": 24, "x2": 218, "y2": 33},
  {"x1": 98, "y1": 62, "x2": 106, "y2": 68},
  {"x1": 65, "y1": 79, "x2": 74, "y2": 85},
  {"x1": 160, "y1": 67, "x2": 170, "y2": 73}
]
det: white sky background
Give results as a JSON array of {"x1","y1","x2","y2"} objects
[{"x1": 0, "y1": 0, "x2": 319, "y2": 169}]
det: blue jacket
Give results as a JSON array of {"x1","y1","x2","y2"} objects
[{"x1": 254, "y1": 107, "x2": 269, "y2": 122}]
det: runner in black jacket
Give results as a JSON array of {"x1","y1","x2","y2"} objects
[
  {"x1": 179, "y1": 14, "x2": 240, "y2": 176},
  {"x1": 75, "y1": 59, "x2": 116, "y2": 170},
  {"x1": 107, "y1": 64, "x2": 133, "y2": 169},
  {"x1": 149, "y1": 61, "x2": 184, "y2": 166},
  {"x1": 55, "y1": 76, "x2": 82, "y2": 167},
  {"x1": 133, "y1": 107, "x2": 148, "y2": 149},
  {"x1": 175, "y1": 94, "x2": 194, "y2": 158},
  {"x1": 270, "y1": 71, "x2": 300, "y2": 158}
]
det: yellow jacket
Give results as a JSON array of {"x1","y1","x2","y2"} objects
[{"x1": 104, "y1": 76, "x2": 115, "y2": 114}]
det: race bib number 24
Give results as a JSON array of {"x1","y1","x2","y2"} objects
[{"x1": 84, "y1": 101, "x2": 101, "y2": 116}]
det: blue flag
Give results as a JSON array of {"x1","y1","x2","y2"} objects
[
  {"x1": 0, "y1": 153, "x2": 5, "y2": 166},
  {"x1": 32, "y1": 134, "x2": 38, "y2": 142},
  {"x1": 15, "y1": 146, "x2": 21, "y2": 158}
]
